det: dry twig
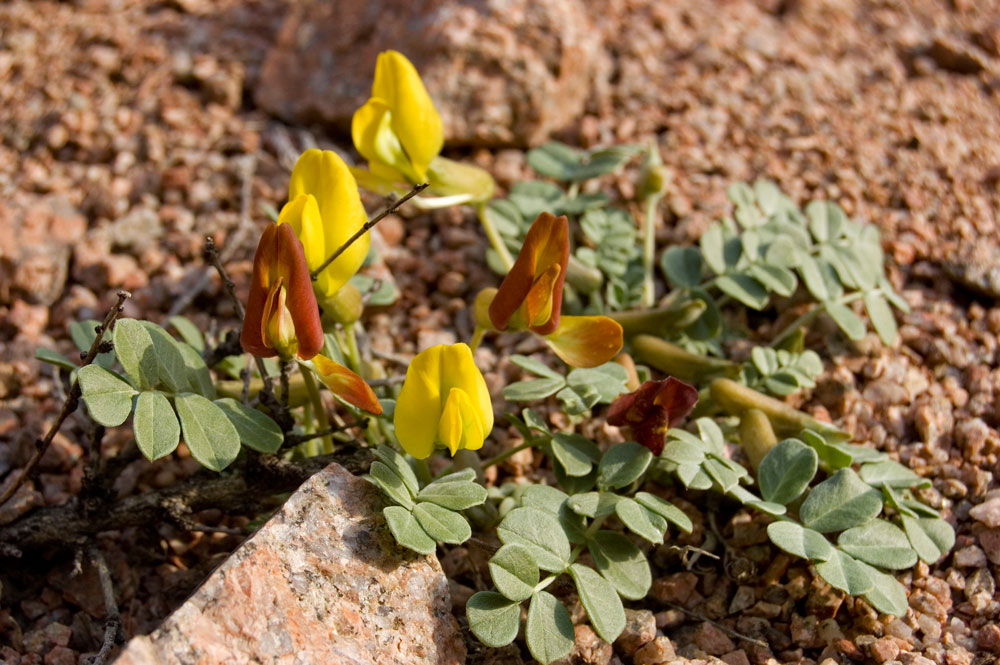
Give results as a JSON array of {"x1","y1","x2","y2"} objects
[{"x1": 88, "y1": 545, "x2": 123, "y2": 665}]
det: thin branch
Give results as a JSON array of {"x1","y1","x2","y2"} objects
[
  {"x1": 660, "y1": 602, "x2": 768, "y2": 648},
  {"x1": 88, "y1": 545, "x2": 123, "y2": 665},
  {"x1": 310, "y1": 183, "x2": 428, "y2": 281},
  {"x1": 0, "y1": 291, "x2": 130, "y2": 509},
  {"x1": 281, "y1": 421, "x2": 367, "y2": 449}
]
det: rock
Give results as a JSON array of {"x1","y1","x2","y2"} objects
[
  {"x1": 631, "y1": 636, "x2": 676, "y2": 665},
  {"x1": 927, "y1": 35, "x2": 988, "y2": 75},
  {"x1": 953, "y1": 545, "x2": 987, "y2": 568},
  {"x1": 870, "y1": 636, "x2": 901, "y2": 663},
  {"x1": 969, "y1": 498, "x2": 1000, "y2": 528},
  {"x1": 944, "y1": 242, "x2": 1000, "y2": 299},
  {"x1": 562, "y1": 624, "x2": 612, "y2": 665},
  {"x1": 112, "y1": 463, "x2": 464, "y2": 665},
  {"x1": 979, "y1": 529, "x2": 1000, "y2": 564},
  {"x1": 614, "y1": 609, "x2": 656, "y2": 656},
  {"x1": 721, "y1": 649, "x2": 751, "y2": 665},
  {"x1": 255, "y1": 0, "x2": 609, "y2": 146},
  {"x1": 693, "y1": 621, "x2": 735, "y2": 656}
]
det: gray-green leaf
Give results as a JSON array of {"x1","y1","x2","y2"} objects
[
  {"x1": 78, "y1": 365, "x2": 137, "y2": 427},
  {"x1": 598, "y1": 442, "x2": 653, "y2": 490},
  {"x1": 467, "y1": 592, "x2": 521, "y2": 648},
  {"x1": 173, "y1": 392, "x2": 241, "y2": 471},
  {"x1": 489, "y1": 544, "x2": 539, "y2": 602},
  {"x1": 837, "y1": 519, "x2": 917, "y2": 570},
  {"x1": 569, "y1": 564, "x2": 626, "y2": 643},
  {"x1": 815, "y1": 549, "x2": 873, "y2": 595},
  {"x1": 367, "y1": 461, "x2": 415, "y2": 509},
  {"x1": 383, "y1": 505, "x2": 435, "y2": 555},
  {"x1": 413, "y1": 502, "x2": 471, "y2": 544},
  {"x1": 661, "y1": 246, "x2": 703, "y2": 288},
  {"x1": 497, "y1": 507, "x2": 570, "y2": 572},
  {"x1": 213, "y1": 398, "x2": 282, "y2": 453},
  {"x1": 133, "y1": 391, "x2": 180, "y2": 460},
  {"x1": 526, "y1": 591, "x2": 575, "y2": 665},
  {"x1": 587, "y1": 531, "x2": 651, "y2": 600},
  {"x1": 766, "y1": 521, "x2": 834, "y2": 562},
  {"x1": 856, "y1": 561, "x2": 909, "y2": 617},
  {"x1": 758, "y1": 438, "x2": 818, "y2": 505},
  {"x1": 615, "y1": 497, "x2": 666, "y2": 544},
  {"x1": 800, "y1": 468, "x2": 883, "y2": 533},
  {"x1": 113, "y1": 319, "x2": 158, "y2": 389},
  {"x1": 551, "y1": 433, "x2": 601, "y2": 477}
]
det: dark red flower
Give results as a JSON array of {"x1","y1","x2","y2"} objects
[
  {"x1": 241, "y1": 223, "x2": 324, "y2": 361},
  {"x1": 607, "y1": 377, "x2": 699, "y2": 455}
]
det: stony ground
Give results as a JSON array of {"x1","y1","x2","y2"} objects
[{"x1": 1, "y1": 0, "x2": 999, "y2": 664}]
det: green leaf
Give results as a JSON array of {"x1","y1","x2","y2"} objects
[
  {"x1": 598, "y1": 442, "x2": 653, "y2": 490},
  {"x1": 748, "y1": 263, "x2": 797, "y2": 297},
  {"x1": 700, "y1": 225, "x2": 727, "y2": 275},
  {"x1": 703, "y1": 458, "x2": 741, "y2": 493},
  {"x1": 113, "y1": 319, "x2": 158, "y2": 389},
  {"x1": 615, "y1": 497, "x2": 666, "y2": 544},
  {"x1": 797, "y1": 254, "x2": 829, "y2": 301},
  {"x1": 825, "y1": 302, "x2": 866, "y2": 340},
  {"x1": 489, "y1": 544, "x2": 539, "y2": 602},
  {"x1": 527, "y1": 142, "x2": 639, "y2": 182},
  {"x1": 588, "y1": 531, "x2": 651, "y2": 600},
  {"x1": 856, "y1": 561, "x2": 909, "y2": 616},
  {"x1": 715, "y1": 273, "x2": 769, "y2": 310},
  {"x1": 413, "y1": 502, "x2": 471, "y2": 544},
  {"x1": 383, "y1": 505, "x2": 435, "y2": 554},
  {"x1": 554, "y1": 463, "x2": 598, "y2": 495},
  {"x1": 569, "y1": 563, "x2": 626, "y2": 643},
  {"x1": 173, "y1": 392, "x2": 241, "y2": 471},
  {"x1": 551, "y1": 433, "x2": 601, "y2": 477},
  {"x1": 509, "y1": 180, "x2": 566, "y2": 219},
  {"x1": 483, "y1": 199, "x2": 524, "y2": 238},
  {"x1": 766, "y1": 521, "x2": 834, "y2": 561},
  {"x1": 859, "y1": 460, "x2": 928, "y2": 489},
  {"x1": 467, "y1": 592, "x2": 521, "y2": 648},
  {"x1": 863, "y1": 292, "x2": 898, "y2": 345},
  {"x1": 349, "y1": 273, "x2": 399, "y2": 306},
  {"x1": 368, "y1": 461, "x2": 416, "y2": 509},
  {"x1": 902, "y1": 515, "x2": 955, "y2": 564},
  {"x1": 497, "y1": 507, "x2": 570, "y2": 572},
  {"x1": 661, "y1": 247, "x2": 704, "y2": 288},
  {"x1": 566, "y1": 363, "x2": 629, "y2": 404},
  {"x1": 139, "y1": 322, "x2": 193, "y2": 394},
  {"x1": 661, "y1": 439, "x2": 705, "y2": 465},
  {"x1": 167, "y1": 315, "x2": 205, "y2": 352},
  {"x1": 806, "y1": 200, "x2": 843, "y2": 243},
  {"x1": 837, "y1": 520, "x2": 917, "y2": 570},
  {"x1": 417, "y1": 474, "x2": 488, "y2": 510},
  {"x1": 521, "y1": 485, "x2": 587, "y2": 544},
  {"x1": 511, "y1": 354, "x2": 563, "y2": 380},
  {"x1": 695, "y1": 418, "x2": 726, "y2": 455},
  {"x1": 374, "y1": 445, "x2": 420, "y2": 498},
  {"x1": 35, "y1": 348, "x2": 77, "y2": 371},
  {"x1": 503, "y1": 378, "x2": 566, "y2": 402},
  {"x1": 568, "y1": 491, "x2": 620, "y2": 519},
  {"x1": 526, "y1": 591, "x2": 575, "y2": 665},
  {"x1": 556, "y1": 386, "x2": 592, "y2": 415},
  {"x1": 765, "y1": 236, "x2": 802, "y2": 268},
  {"x1": 800, "y1": 469, "x2": 884, "y2": 533},
  {"x1": 213, "y1": 398, "x2": 282, "y2": 453},
  {"x1": 758, "y1": 438, "x2": 818, "y2": 505},
  {"x1": 815, "y1": 549, "x2": 873, "y2": 595},
  {"x1": 132, "y1": 391, "x2": 180, "y2": 460},
  {"x1": 78, "y1": 365, "x2": 137, "y2": 426},
  {"x1": 800, "y1": 429, "x2": 853, "y2": 470},
  {"x1": 635, "y1": 492, "x2": 693, "y2": 533},
  {"x1": 176, "y1": 341, "x2": 216, "y2": 398}
]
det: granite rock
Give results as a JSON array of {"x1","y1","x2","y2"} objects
[{"x1": 113, "y1": 463, "x2": 464, "y2": 665}]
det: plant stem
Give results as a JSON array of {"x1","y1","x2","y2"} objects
[
  {"x1": 279, "y1": 360, "x2": 292, "y2": 410},
  {"x1": 477, "y1": 202, "x2": 514, "y2": 272},
  {"x1": 641, "y1": 194, "x2": 661, "y2": 308},
  {"x1": 343, "y1": 323, "x2": 363, "y2": 374},
  {"x1": 769, "y1": 290, "x2": 870, "y2": 346},
  {"x1": 469, "y1": 326, "x2": 486, "y2": 352},
  {"x1": 414, "y1": 457, "x2": 432, "y2": 486},
  {"x1": 299, "y1": 363, "x2": 334, "y2": 454},
  {"x1": 481, "y1": 440, "x2": 535, "y2": 470}
]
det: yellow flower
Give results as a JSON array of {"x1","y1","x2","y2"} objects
[
  {"x1": 279, "y1": 149, "x2": 368, "y2": 302},
  {"x1": 352, "y1": 50, "x2": 443, "y2": 186},
  {"x1": 394, "y1": 344, "x2": 494, "y2": 459}
]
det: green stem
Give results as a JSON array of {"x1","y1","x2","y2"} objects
[
  {"x1": 641, "y1": 195, "x2": 661, "y2": 308},
  {"x1": 477, "y1": 202, "x2": 514, "y2": 272},
  {"x1": 469, "y1": 326, "x2": 486, "y2": 352},
  {"x1": 343, "y1": 323, "x2": 363, "y2": 374},
  {"x1": 414, "y1": 457, "x2": 433, "y2": 486},
  {"x1": 299, "y1": 363, "x2": 334, "y2": 454},
  {"x1": 481, "y1": 440, "x2": 535, "y2": 470},
  {"x1": 769, "y1": 290, "x2": 869, "y2": 346}
]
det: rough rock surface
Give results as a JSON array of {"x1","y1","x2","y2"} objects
[
  {"x1": 255, "y1": 0, "x2": 608, "y2": 146},
  {"x1": 112, "y1": 463, "x2": 464, "y2": 665}
]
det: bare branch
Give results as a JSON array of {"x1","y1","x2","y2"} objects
[{"x1": 87, "y1": 545, "x2": 123, "y2": 665}]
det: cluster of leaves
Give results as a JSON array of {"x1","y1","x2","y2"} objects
[
  {"x1": 658, "y1": 423, "x2": 954, "y2": 616},
  {"x1": 466, "y1": 439, "x2": 691, "y2": 664},
  {"x1": 41, "y1": 318, "x2": 281, "y2": 470},
  {"x1": 482, "y1": 141, "x2": 645, "y2": 309},
  {"x1": 501, "y1": 356, "x2": 630, "y2": 416},
  {"x1": 739, "y1": 346, "x2": 825, "y2": 397},
  {"x1": 660, "y1": 179, "x2": 909, "y2": 349},
  {"x1": 366, "y1": 445, "x2": 487, "y2": 553}
]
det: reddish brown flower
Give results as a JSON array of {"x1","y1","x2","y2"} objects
[
  {"x1": 489, "y1": 212, "x2": 570, "y2": 335},
  {"x1": 241, "y1": 223, "x2": 324, "y2": 361},
  {"x1": 607, "y1": 378, "x2": 699, "y2": 455}
]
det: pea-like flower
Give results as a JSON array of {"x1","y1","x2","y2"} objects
[
  {"x1": 393, "y1": 344, "x2": 494, "y2": 459},
  {"x1": 241, "y1": 222, "x2": 324, "y2": 361},
  {"x1": 352, "y1": 50, "x2": 443, "y2": 187},
  {"x1": 606, "y1": 377, "x2": 699, "y2": 455},
  {"x1": 241, "y1": 223, "x2": 381, "y2": 414},
  {"x1": 280, "y1": 149, "x2": 369, "y2": 303},
  {"x1": 485, "y1": 212, "x2": 624, "y2": 368}
]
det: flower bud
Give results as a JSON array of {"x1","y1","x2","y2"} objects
[
  {"x1": 473, "y1": 288, "x2": 498, "y2": 331},
  {"x1": 321, "y1": 282, "x2": 363, "y2": 326}
]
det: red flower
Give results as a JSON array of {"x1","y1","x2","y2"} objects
[
  {"x1": 241, "y1": 223, "x2": 324, "y2": 361},
  {"x1": 607, "y1": 378, "x2": 699, "y2": 455},
  {"x1": 489, "y1": 212, "x2": 569, "y2": 335}
]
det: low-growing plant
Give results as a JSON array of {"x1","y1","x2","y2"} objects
[{"x1": 20, "y1": 49, "x2": 952, "y2": 665}]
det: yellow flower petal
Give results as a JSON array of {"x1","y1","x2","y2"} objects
[
  {"x1": 288, "y1": 149, "x2": 369, "y2": 299},
  {"x1": 372, "y1": 50, "x2": 443, "y2": 182},
  {"x1": 545, "y1": 316, "x2": 624, "y2": 368},
  {"x1": 438, "y1": 387, "x2": 485, "y2": 455}
]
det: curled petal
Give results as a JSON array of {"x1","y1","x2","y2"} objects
[
  {"x1": 545, "y1": 315, "x2": 623, "y2": 368},
  {"x1": 438, "y1": 387, "x2": 486, "y2": 455},
  {"x1": 288, "y1": 149, "x2": 369, "y2": 299},
  {"x1": 490, "y1": 213, "x2": 570, "y2": 334},
  {"x1": 242, "y1": 224, "x2": 279, "y2": 357},
  {"x1": 313, "y1": 354, "x2": 382, "y2": 414},
  {"x1": 607, "y1": 378, "x2": 699, "y2": 455}
]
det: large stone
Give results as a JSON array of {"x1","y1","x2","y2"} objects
[
  {"x1": 254, "y1": 0, "x2": 608, "y2": 146},
  {"x1": 113, "y1": 463, "x2": 464, "y2": 665}
]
